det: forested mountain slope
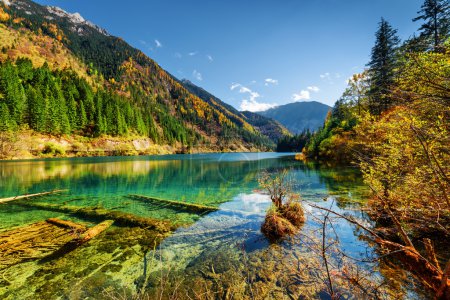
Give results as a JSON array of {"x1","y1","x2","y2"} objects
[
  {"x1": 181, "y1": 79, "x2": 291, "y2": 142},
  {"x1": 0, "y1": 0, "x2": 272, "y2": 158}
]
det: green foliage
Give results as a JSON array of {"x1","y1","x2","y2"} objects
[
  {"x1": 413, "y1": 0, "x2": 450, "y2": 51},
  {"x1": 367, "y1": 18, "x2": 400, "y2": 115},
  {"x1": 42, "y1": 142, "x2": 65, "y2": 156},
  {"x1": 276, "y1": 130, "x2": 311, "y2": 152},
  {"x1": 0, "y1": 59, "x2": 198, "y2": 145}
]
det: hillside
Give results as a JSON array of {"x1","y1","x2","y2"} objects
[
  {"x1": 181, "y1": 79, "x2": 290, "y2": 142},
  {"x1": 0, "y1": 0, "x2": 272, "y2": 158},
  {"x1": 258, "y1": 101, "x2": 331, "y2": 134},
  {"x1": 240, "y1": 111, "x2": 291, "y2": 142}
]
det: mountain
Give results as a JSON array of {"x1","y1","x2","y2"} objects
[
  {"x1": 181, "y1": 79, "x2": 291, "y2": 142},
  {"x1": 258, "y1": 101, "x2": 331, "y2": 134},
  {"x1": 240, "y1": 111, "x2": 291, "y2": 142},
  {"x1": 0, "y1": 0, "x2": 273, "y2": 155}
]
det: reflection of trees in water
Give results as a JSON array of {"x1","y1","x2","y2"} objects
[{"x1": 0, "y1": 158, "x2": 287, "y2": 204}]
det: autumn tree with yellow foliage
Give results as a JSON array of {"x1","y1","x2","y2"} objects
[{"x1": 305, "y1": 2, "x2": 450, "y2": 297}]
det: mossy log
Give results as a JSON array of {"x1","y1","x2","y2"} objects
[
  {"x1": 0, "y1": 220, "x2": 77, "y2": 269},
  {"x1": 0, "y1": 189, "x2": 68, "y2": 204},
  {"x1": 0, "y1": 218, "x2": 117, "y2": 269},
  {"x1": 19, "y1": 202, "x2": 173, "y2": 233},
  {"x1": 77, "y1": 220, "x2": 114, "y2": 244},
  {"x1": 128, "y1": 194, "x2": 219, "y2": 214},
  {"x1": 46, "y1": 218, "x2": 87, "y2": 232}
]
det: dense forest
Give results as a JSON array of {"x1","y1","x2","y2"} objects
[{"x1": 304, "y1": 0, "x2": 450, "y2": 296}]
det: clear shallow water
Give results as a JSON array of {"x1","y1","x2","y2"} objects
[{"x1": 0, "y1": 153, "x2": 414, "y2": 299}]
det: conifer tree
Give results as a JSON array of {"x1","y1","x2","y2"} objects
[
  {"x1": 413, "y1": 0, "x2": 450, "y2": 51},
  {"x1": 0, "y1": 103, "x2": 12, "y2": 131},
  {"x1": 27, "y1": 87, "x2": 46, "y2": 132},
  {"x1": 367, "y1": 18, "x2": 400, "y2": 115}
]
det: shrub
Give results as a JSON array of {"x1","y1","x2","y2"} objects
[
  {"x1": 261, "y1": 207, "x2": 296, "y2": 241},
  {"x1": 282, "y1": 202, "x2": 305, "y2": 227},
  {"x1": 42, "y1": 142, "x2": 65, "y2": 156}
]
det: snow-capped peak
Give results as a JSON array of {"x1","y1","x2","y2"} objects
[
  {"x1": 46, "y1": 6, "x2": 109, "y2": 36},
  {"x1": 47, "y1": 6, "x2": 85, "y2": 24}
]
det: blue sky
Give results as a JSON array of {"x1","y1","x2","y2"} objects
[{"x1": 35, "y1": 0, "x2": 424, "y2": 110}]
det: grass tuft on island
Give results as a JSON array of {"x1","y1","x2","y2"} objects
[{"x1": 258, "y1": 170, "x2": 305, "y2": 241}]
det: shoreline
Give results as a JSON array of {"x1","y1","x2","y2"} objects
[{"x1": 0, "y1": 130, "x2": 270, "y2": 161}]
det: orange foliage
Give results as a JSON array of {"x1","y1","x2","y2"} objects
[
  {"x1": 0, "y1": 7, "x2": 9, "y2": 22},
  {"x1": 13, "y1": 18, "x2": 24, "y2": 24}
]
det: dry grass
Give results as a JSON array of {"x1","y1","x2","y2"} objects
[
  {"x1": 282, "y1": 201, "x2": 305, "y2": 227},
  {"x1": 261, "y1": 208, "x2": 297, "y2": 241}
]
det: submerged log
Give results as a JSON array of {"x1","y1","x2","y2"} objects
[
  {"x1": 46, "y1": 218, "x2": 87, "y2": 232},
  {"x1": 0, "y1": 220, "x2": 77, "y2": 269},
  {"x1": 77, "y1": 220, "x2": 114, "y2": 244},
  {"x1": 0, "y1": 189, "x2": 68, "y2": 204},
  {"x1": 128, "y1": 194, "x2": 219, "y2": 213},
  {"x1": 19, "y1": 202, "x2": 173, "y2": 233}
]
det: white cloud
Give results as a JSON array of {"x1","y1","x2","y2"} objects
[
  {"x1": 264, "y1": 78, "x2": 279, "y2": 86},
  {"x1": 292, "y1": 90, "x2": 311, "y2": 101},
  {"x1": 188, "y1": 51, "x2": 198, "y2": 56},
  {"x1": 231, "y1": 83, "x2": 276, "y2": 112},
  {"x1": 207, "y1": 55, "x2": 213, "y2": 62},
  {"x1": 240, "y1": 99, "x2": 277, "y2": 112},
  {"x1": 307, "y1": 86, "x2": 320, "y2": 92},
  {"x1": 230, "y1": 83, "x2": 240, "y2": 91},
  {"x1": 320, "y1": 72, "x2": 331, "y2": 80},
  {"x1": 155, "y1": 39, "x2": 162, "y2": 48},
  {"x1": 174, "y1": 52, "x2": 182, "y2": 59},
  {"x1": 193, "y1": 70, "x2": 202, "y2": 81}
]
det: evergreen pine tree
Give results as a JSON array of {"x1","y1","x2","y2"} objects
[
  {"x1": 367, "y1": 18, "x2": 400, "y2": 115},
  {"x1": 78, "y1": 101, "x2": 88, "y2": 130},
  {"x1": 413, "y1": 0, "x2": 450, "y2": 51},
  {"x1": 0, "y1": 103, "x2": 12, "y2": 131}
]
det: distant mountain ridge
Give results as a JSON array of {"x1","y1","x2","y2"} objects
[
  {"x1": 181, "y1": 79, "x2": 291, "y2": 142},
  {"x1": 258, "y1": 101, "x2": 331, "y2": 134}
]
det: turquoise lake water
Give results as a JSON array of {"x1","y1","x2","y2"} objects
[{"x1": 0, "y1": 153, "x2": 421, "y2": 299}]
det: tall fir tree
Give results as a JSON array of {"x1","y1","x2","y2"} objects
[
  {"x1": 413, "y1": 0, "x2": 450, "y2": 51},
  {"x1": 367, "y1": 18, "x2": 400, "y2": 115}
]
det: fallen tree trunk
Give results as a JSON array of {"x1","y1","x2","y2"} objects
[
  {"x1": 0, "y1": 189, "x2": 68, "y2": 204},
  {"x1": 18, "y1": 202, "x2": 173, "y2": 233},
  {"x1": 0, "y1": 220, "x2": 80, "y2": 269},
  {"x1": 77, "y1": 220, "x2": 114, "y2": 244},
  {"x1": 46, "y1": 218, "x2": 87, "y2": 232},
  {"x1": 128, "y1": 194, "x2": 219, "y2": 213}
]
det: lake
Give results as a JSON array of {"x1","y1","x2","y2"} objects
[{"x1": 0, "y1": 153, "x2": 421, "y2": 299}]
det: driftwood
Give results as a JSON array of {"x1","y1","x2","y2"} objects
[
  {"x1": 128, "y1": 194, "x2": 218, "y2": 214},
  {"x1": 0, "y1": 189, "x2": 68, "y2": 204},
  {"x1": 18, "y1": 202, "x2": 173, "y2": 233}
]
